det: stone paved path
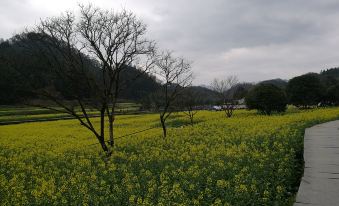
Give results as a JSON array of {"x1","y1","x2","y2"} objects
[{"x1": 294, "y1": 120, "x2": 339, "y2": 206}]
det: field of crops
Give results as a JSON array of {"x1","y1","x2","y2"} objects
[
  {"x1": 1, "y1": 107, "x2": 339, "y2": 205},
  {"x1": 0, "y1": 103, "x2": 140, "y2": 124}
]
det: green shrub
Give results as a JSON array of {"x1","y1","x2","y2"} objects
[
  {"x1": 286, "y1": 73, "x2": 323, "y2": 108},
  {"x1": 326, "y1": 84, "x2": 339, "y2": 105},
  {"x1": 246, "y1": 83, "x2": 287, "y2": 115}
]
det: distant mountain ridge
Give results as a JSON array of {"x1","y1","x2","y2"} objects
[
  {"x1": 1, "y1": 32, "x2": 339, "y2": 105},
  {"x1": 188, "y1": 86, "x2": 219, "y2": 104},
  {"x1": 259, "y1": 78, "x2": 288, "y2": 88}
]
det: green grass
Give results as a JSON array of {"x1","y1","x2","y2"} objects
[
  {"x1": 0, "y1": 108, "x2": 339, "y2": 205},
  {"x1": 0, "y1": 103, "x2": 141, "y2": 123}
]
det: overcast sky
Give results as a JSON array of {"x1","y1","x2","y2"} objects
[{"x1": 1, "y1": 0, "x2": 339, "y2": 85}]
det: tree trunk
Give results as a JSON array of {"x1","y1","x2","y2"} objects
[
  {"x1": 225, "y1": 109, "x2": 231, "y2": 118},
  {"x1": 99, "y1": 137, "x2": 109, "y2": 153},
  {"x1": 100, "y1": 107, "x2": 105, "y2": 138},
  {"x1": 224, "y1": 104, "x2": 234, "y2": 118},
  {"x1": 190, "y1": 114, "x2": 194, "y2": 126},
  {"x1": 160, "y1": 114, "x2": 167, "y2": 138},
  {"x1": 98, "y1": 107, "x2": 111, "y2": 156},
  {"x1": 108, "y1": 114, "x2": 115, "y2": 147}
]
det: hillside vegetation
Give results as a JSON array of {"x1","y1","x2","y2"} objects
[{"x1": 1, "y1": 108, "x2": 339, "y2": 205}]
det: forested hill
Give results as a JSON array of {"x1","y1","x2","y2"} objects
[
  {"x1": 0, "y1": 33, "x2": 161, "y2": 104},
  {"x1": 257, "y1": 68, "x2": 339, "y2": 89},
  {"x1": 1, "y1": 32, "x2": 338, "y2": 106},
  {"x1": 188, "y1": 86, "x2": 219, "y2": 104},
  {"x1": 259, "y1": 78, "x2": 288, "y2": 88},
  {"x1": 321, "y1": 67, "x2": 339, "y2": 79}
]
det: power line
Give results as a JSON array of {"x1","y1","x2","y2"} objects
[{"x1": 86, "y1": 126, "x2": 157, "y2": 147}]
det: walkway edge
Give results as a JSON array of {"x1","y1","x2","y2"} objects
[{"x1": 294, "y1": 120, "x2": 339, "y2": 206}]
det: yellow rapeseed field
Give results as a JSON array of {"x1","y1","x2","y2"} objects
[{"x1": 0, "y1": 108, "x2": 339, "y2": 205}]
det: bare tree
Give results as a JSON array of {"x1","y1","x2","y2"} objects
[
  {"x1": 155, "y1": 51, "x2": 192, "y2": 137},
  {"x1": 180, "y1": 88, "x2": 199, "y2": 126},
  {"x1": 211, "y1": 75, "x2": 239, "y2": 118},
  {"x1": 78, "y1": 5, "x2": 155, "y2": 147},
  {"x1": 20, "y1": 5, "x2": 155, "y2": 155}
]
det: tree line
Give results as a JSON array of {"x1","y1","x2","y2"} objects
[{"x1": 245, "y1": 70, "x2": 339, "y2": 115}]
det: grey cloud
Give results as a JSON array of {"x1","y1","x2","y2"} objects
[{"x1": 1, "y1": 0, "x2": 339, "y2": 84}]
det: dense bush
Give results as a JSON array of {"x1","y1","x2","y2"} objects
[
  {"x1": 326, "y1": 84, "x2": 339, "y2": 106},
  {"x1": 245, "y1": 83, "x2": 287, "y2": 115},
  {"x1": 286, "y1": 73, "x2": 324, "y2": 108}
]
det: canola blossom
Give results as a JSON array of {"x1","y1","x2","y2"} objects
[{"x1": 0, "y1": 108, "x2": 339, "y2": 205}]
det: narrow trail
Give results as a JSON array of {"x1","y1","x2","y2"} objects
[{"x1": 294, "y1": 120, "x2": 339, "y2": 206}]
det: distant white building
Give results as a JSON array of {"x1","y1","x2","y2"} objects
[
  {"x1": 212, "y1": 106, "x2": 222, "y2": 111},
  {"x1": 236, "y1": 98, "x2": 245, "y2": 105}
]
